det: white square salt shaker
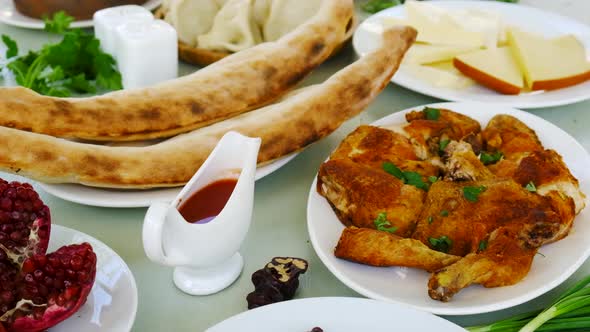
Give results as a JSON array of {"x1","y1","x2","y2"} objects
[
  {"x1": 114, "y1": 20, "x2": 178, "y2": 90},
  {"x1": 93, "y1": 5, "x2": 154, "y2": 58}
]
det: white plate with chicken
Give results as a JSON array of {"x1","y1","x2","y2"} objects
[{"x1": 307, "y1": 101, "x2": 590, "y2": 315}]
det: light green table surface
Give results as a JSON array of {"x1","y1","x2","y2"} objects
[{"x1": 1, "y1": 1, "x2": 590, "y2": 331}]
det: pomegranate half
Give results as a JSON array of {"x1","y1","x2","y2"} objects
[{"x1": 0, "y1": 179, "x2": 97, "y2": 332}]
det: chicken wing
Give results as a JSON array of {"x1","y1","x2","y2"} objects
[
  {"x1": 482, "y1": 114, "x2": 543, "y2": 159},
  {"x1": 403, "y1": 107, "x2": 482, "y2": 158},
  {"x1": 317, "y1": 159, "x2": 424, "y2": 237},
  {"x1": 329, "y1": 125, "x2": 440, "y2": 178},
  {"x1": 483, "y1": 115, "x2": 585, "y2": 213},
  {"x1": 335, "y1": 227, "x2": 461, "y2": 272}
]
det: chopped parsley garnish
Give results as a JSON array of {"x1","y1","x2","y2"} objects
[
  {"x1": 361, "y1": 0, "x2": 402, "y2": 13},
  {"x1": 439, "y1": 139, "x2": 450, "y2": 153},
  {"x1": 479, "y1": 151, "x2": 504, "y2": 165},
  {"x1": 440, "y1": 210, "x2": 449, "y2": 217},
  {"x1": 525, "y1": 181, "x2": 537, "y2": 192},
  {"x1": 423, "y1": 107, "x2": 441, "y2": 121},
  {"x1": 478, "y1": 240, "x2": 488, "y2": 251},
  {"x1": 1, "y1": 11, "x2": 122, "y2": 97},
  {"x1": 463, "y1": 185, "x2": 487, "y2": 202},
  {"x1": 428, "y1": 176, "x2": 439, "y2": 183},
  {"x1": 429, "y1": 236, "x2": 452, "y2": 253},
  {"x1": 382, "y1": 162, "x2": 428, "y2": 191},
  {"x1": 427, "y1": 216, "x2": 433, "y2": 224},
  {"x1": 373, "y1": 212, "x2": 398, "y2": 233}
]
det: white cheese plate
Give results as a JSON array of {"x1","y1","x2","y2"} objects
[{"x1": 353, "y1": 1, "x2": 590, "y2": 108}]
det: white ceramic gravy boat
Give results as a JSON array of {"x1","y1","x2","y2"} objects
[{"x1": 142, "y1": 131, "x2": 261, "y2": 295}]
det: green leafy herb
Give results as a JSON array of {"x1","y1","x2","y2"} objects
[
  {"x1": 423, "y1": 107, "x2": 441, "y2": 121},
  {"x1": 479, "y1": 151, "x2": 503, "y2": 165},
  {"x1": 525, "y1": 181, "x2": 537, "y2": 193},
  {"x1": 382, "y1": 162, "x2": 405, "y2": 179},
  {"x1": 463, "y1": 185, "x2": 487, "y2": 202},
  {"x1": 1, "y1": 11, "x2": 122, "y2": 97},
  {"x1": 467, "y1": 275, "x2": 590, "y2": 332},
  {"x1": 43, "y1": 11, "x2": 74, "y2": 34},
  {"x1": 382, "y1": 162, "x2": 428, "y2": 191},
  {"x1": 427, "y1": 216, "x2": 433, "y2": 224},
  {"x1": 440, "y1": 210, "x2": 449, "y2": 217},
  {"x1": 428, "y1": 176, "x2": 438, "y2": 183},
  {"x1": 439, "y1": 139, "x2": 450, "y2": 153},
  {"x1": 373, "y1": 212, "x2": 398, "y2": 233},
  {"x1": 478, "y1": 240, "x2": 488, "y2": 251},
  {"x1": 1, "y1": 34, "x2": 18, "y2": 59},
  {"x1": 361, "y1": 0, "x2": 402, "y2": 13},
  {"x1": 429, "y1": 236, "x2": 452, "y2": 253}
]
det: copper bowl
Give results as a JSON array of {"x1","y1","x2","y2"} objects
[{"x1": 14, "y1": 0, "x2": 149, "y2": 20}]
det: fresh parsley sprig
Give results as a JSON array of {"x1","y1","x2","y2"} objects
[
  {"x1": 373, "y1": 212, "x2": 398, "y2": 233},
  {"x1": 382, "y1": 162, "x2": 428, "y2": 191},
  {"x1": 1, "y1": 11, "x2": 122, "y2": 97}
]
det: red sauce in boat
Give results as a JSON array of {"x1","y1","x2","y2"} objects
[{"x1": 178, "y1": 178, "x2": 237, "y2": 224}]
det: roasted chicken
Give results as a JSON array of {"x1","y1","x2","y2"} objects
[{"x1": 317, "y1": 108, "x2": 585, "y2": 301}]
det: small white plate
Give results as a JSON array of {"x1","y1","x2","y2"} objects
[
  {"x1": 307, "y1": 102, "x2": 590, "y2": 315},
  {"x1": 0, "y1": 0, "x2": 161, "y2": 29},
  {"x1": 39, "y1": 153, "x2": 297, "y2": 208},
  {"x1": 353, "y1": 1, "x2": 590, "y2": 108},
  {"x1": 48, "y1": 224, "x2": 138, "y2": 332},
  {"x1": 206, "y1": 297, "x2": 464, "y2": 332}
]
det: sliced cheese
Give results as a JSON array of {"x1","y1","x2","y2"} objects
[
  {"x1": 403, "y1": 44, "x2": 479, "y2": 65},
  {"x1": 507, "y1": 28, "x2": 590, "y2": 90},
  {"x1": 454, "y1": 46, "x2": 523, "y2": 95},
  {"x1": 403, "y1": 61, "x2": 475, "y2": 89},
  {"x1": 402, "y1": 0, "x2": 485, "y2": 47}
]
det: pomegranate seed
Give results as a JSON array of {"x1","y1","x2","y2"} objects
[
  {"x1": 0, "y1": 198, "x2": 11, "y2": 211},
  {"x1": 33, "y1": 269, "x2": 44, "y2": 280},
  {"x1": 21, "y1": 259, "x2": 35, "y2": 273},
  {"x1": 24, "y1": 274, "x2": 34, "y2": 283},
  {"x1": 70, "y1": 255, "x2": 83, "y2": 271},
  {"x1": 9, "y1": 231, "x2": 20, "y2": 242}
]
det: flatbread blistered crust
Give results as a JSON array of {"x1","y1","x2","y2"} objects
[
  {"x1": 0, "y1": 27, "x2": 416, "y2": 188},
  {"x1": 0, "y1": 0, "x2": 354, "y2": 141}
]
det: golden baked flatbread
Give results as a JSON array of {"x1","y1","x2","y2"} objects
[
  {"x1": 0, "y1": 0, "x2": 353, "y2": 141},
  {"x1": 0, "y1": 27, "x2": 416, "y2": 188}
]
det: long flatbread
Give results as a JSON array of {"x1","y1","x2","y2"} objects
[
  {"x1": 0, "y1": 27, "x2": 416, "y2": 188},
  {"x1": 0, "y1": 0, "x2": 353, "y2": 141}
]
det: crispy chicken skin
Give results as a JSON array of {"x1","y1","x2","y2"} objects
[
  {"x1": 335, "y1": 227, "x2": 461, "y2": 272},
  {"x1": 484, "y1": 115, "x2": 586, "y2": 213},
  {"x1": 329, "y1": 125, "x2": 439, "y2": 178},
  {"x1": 404, "y1": 108, "x2": 482, "y2": 157},
  {"x1": 413, "y1": 179, "x2": 575, "y2": 257},
  {"x1": 317, "y1": 159, "x2": 424, "y2": 237},
  {"x1": 482, "y1": 114, "x2": 543, "y2": 159}
]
